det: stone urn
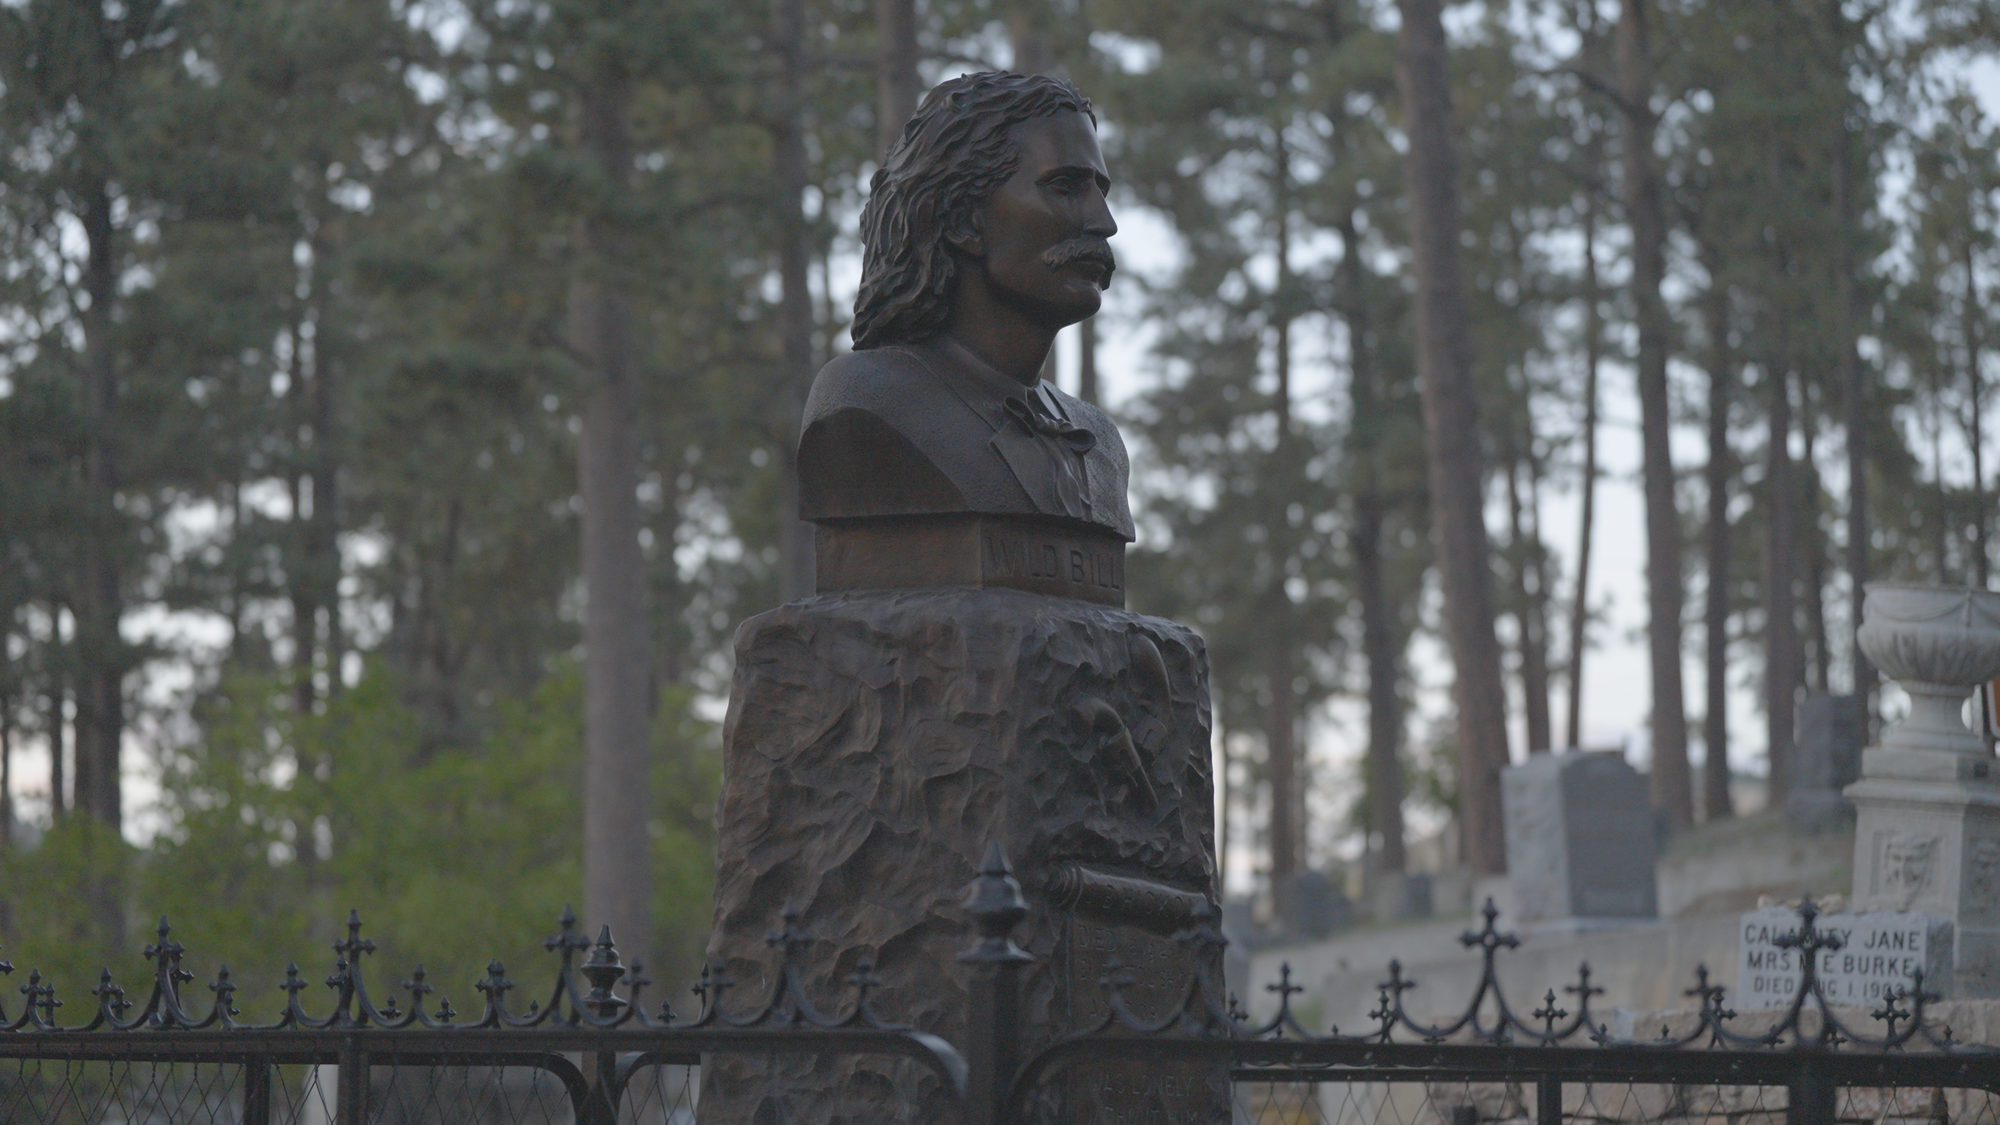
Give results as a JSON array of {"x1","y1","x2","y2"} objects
[
  {"x1": 1846, "y1": 582, "x2": 2000, "y2": 999},
  {"x1": 1857, "y1": 582, "x2": 2000, "y2": 763}
]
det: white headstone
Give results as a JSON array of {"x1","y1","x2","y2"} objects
[{"x1": 1734, "y1": 906, "x2": 1954, "y2": 1010}]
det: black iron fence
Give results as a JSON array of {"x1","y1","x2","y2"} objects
[{"x1": 5, "y1": 846, "x2": 1999, "y2": 1124}]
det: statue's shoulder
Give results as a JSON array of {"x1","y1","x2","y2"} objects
[
  {"x1": 802, "y1": 346, "x2": 935, "y2": 425},
  {"x1": 798, "y1": 347, "x2": 969, "y2": 521}
]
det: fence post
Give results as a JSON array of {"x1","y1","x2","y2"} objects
[
  {"x1": 241, "y1": 1058, "x2": 271, "y2": 1125},
  {"x1": 337, "y1": 1040, "x2": 368, "y2": 1125},
  {"x1": 1536, "y1": 1075, "x2": 1561, "y2": 1125},
  {"x1": 958, "y1": 841, "x2": 1034, "y2": 1125},
  {"x1": 1790, "y1": 1059, "x2": 1836, "y2": 1125},
  {"x1": 579, "y1": 926, "x2": 630, "y2": 1125},
  {"x1": 583, "y1": 1049, "x2": 619, "y2": 1125}
]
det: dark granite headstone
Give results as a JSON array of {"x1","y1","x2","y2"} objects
[
  {"x1": 1501, "y1": 752, "x2": 1658, "y2": 925},
  {"x1": 1274, "y1": 869, "x2": 1351, "y2": 939},
  {"x1": 1788, "y1": 693, "x2": 1867, "y2": 828},
  {"x1": 1367, "y1": 870, "x2": 1433, "y2": 922}
]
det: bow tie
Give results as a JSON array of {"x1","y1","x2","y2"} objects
[{"x1": 1004, "y1": 394, "x2": 1097, "y2": 455}]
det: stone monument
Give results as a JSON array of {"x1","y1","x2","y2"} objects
[
  {"x1": 1787, "y1": 693, "x2": 1867, "y2": 829},
  {"x1": 700, "y1": 72, "x2": 1225, "y2": 1123},
  {"x1": 1273, "y1": 869, "x2": 1353, "y2": 939},
  {"x1": 1735, "y1": 904, "x2": 1954, "y2": 1009},
  {"x1": 1501, "y1": 751, "x2": 1659, "y2": 932},
  {"x1": 1847, "y1": 582, "x2": 2000, "y2": 997}
]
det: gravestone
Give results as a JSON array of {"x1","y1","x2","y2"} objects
[
  {"x1": 1502, "y1": 752, "x2": 1659, "y2": 928},
  {"x1": 1788, "y1": 694, "x2": 1866, "y2": 829},
  {"x1": 1274, "y1": 870, "x2": 1352, "y2": 939},
  {"x1": 1367, "y1": 870, "x2": 1434, "y2": 922},
  {"x1": 1735, "y1": 905, "x2": 1953, "y2": 1009},
  {"x1": 699, "y1": 72, "x2": 1225, "y2": 1124}
]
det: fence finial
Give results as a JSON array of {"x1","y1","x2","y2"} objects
[
  {"x1": 959, "y1": 840, "x2": 1033, "y2": 964},
  {"x1": 580, "y1": 925, "x2": 628, "y2": 1019}
]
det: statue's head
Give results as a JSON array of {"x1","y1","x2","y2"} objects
[{"x1": 853, "y1": 71, "x2": 1115, "y2": 350}]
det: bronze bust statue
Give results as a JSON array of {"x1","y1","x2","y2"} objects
[{"x1": 799, "y1": 72, "x2": 1131, "y2": 605}]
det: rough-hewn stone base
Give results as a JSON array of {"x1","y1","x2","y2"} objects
[{"x1": 698, "y1": 587, "x2": 1225, "y2": 1123}]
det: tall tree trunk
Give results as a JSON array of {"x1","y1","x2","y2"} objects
[
  {"x1": 875, "y1": 0, "x2": 920, "y2": 156},
  {"x1": 1965, "y1": 240, "x2": 1988, "y2": 587},
  {"x1": 283, "y1": 230, "x2": 344, "y2": 719},
  {"x1": 1528, "y1": 458, "x2": 1560, "y2": 736},
  {"x1": 1266, "y1": 644, "x2": 1299, "y2": 879},
  {"x1": 1393, "y1": 0, "x2": 1510, "y2": 875},
  {"x1": 1507, "y1": 445, "x2": 1553, "y2": 753},
  {"x1": 651, "y1": 465, "x2": 688, "y2": 689},
  {"x1": 1832, "y1": 91, "x2": 1871, "y2": 697},
  {"x1": 226, "y1": 481, "x2": 248, "y2": 666},
  {"x1": 1701, "y1": 270, "x2": 1735, "y2": 822},
  {"x1": 1802, "y1": 409, "x2": 1831, "y2": 693},
  {"x1": 1931, "y1": 368, "x2": 1949, "y2": 581},
  {"x1": 1342, "y1": 213, "x2": 1408, "y2": 874},
  {"x1": 1566, "y1": 192, "x2": 1603, "y2": 751},
  {"x1": 47, "y1": 661, "x2": 66, "y2": 822},
  {"x1": 314, "y1": 325, "x2": 343, "y2": 700},
  {"x1": 1008, "y1": 3, "x2": 1050, "y2": 75},
  {"x1": 1617, "y1": 0, "x2": 1692, "y2": 831},
  {"x1": 426, "y1": 497, "x2": 466, "y2": 744},
  {"x1": 1354, "y1": 490, "x2": 1407, "y2": 873},
  {"x1": 287, "y1": 303, "x2": 321, "y2": 714},
  {"x1": 1525, "y1": 457, "x2": 1556, "y2": 746},
  {"x1": 1, "y1": 688, "x2": 11, "y2": 847},
  {"x1": 574, "y1": 62, "x2": 654, "y2": 966},
  {"x1": 773, "y1": 0, "x2": 817, "y2": 602},
  {"x1": 307, "y1": 237, "x2": 343, "y2": 703},
  {"x1": 1077, "y1": 315, "x2": 1099, "y2": 403},
  {"x1": 74, "y1": 169, "x2": 124, "y2": 845},
  {"x1": 1765, "y1": 323, "x2": 1799, "y2": 807},
  {"x1": 1263, "y1": 160, "x2": 1303, "y2": 881}
]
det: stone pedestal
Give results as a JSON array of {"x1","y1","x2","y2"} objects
[
  {"x1": 1846, "y1": 582, "x2": 2000, "y2": 997},
  {"x1": 1847, "y1": 772, "x2": 2000, "y2": 996},
  {"x1": 699, "y1": 588, "x2": 1225, "y2": 1124},
  {"x1": 1501, "y1": 752, "x2": 1658, "y2": 931}
]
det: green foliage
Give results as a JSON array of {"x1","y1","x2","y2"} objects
[
  {"x1": 0, "y1": 817, "x2": 134, "y2": 993},
  {"x1": 0, "y1": 664, "x2": 718, "y2": 1011}
]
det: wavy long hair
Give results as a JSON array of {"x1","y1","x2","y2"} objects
[{"x1": 852, "y1": 72, "x2": 1094, "y2": 350}]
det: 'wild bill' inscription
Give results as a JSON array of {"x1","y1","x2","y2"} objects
[{"x1": 981, "y1": 523, "x2": 1124, "y2": 601}]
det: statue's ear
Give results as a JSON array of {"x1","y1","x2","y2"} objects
[{"x1": 942, "y1": 207, "x2": 985, "y2": 258}]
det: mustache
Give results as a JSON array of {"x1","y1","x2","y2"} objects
[{"x1": 1042, "y1": 238, "x2": 1117, "y2": 285}]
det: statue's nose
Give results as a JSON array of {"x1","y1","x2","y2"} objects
[{"x1": 1083, "y1": 202, "x2": 1117, "y2": 239}]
